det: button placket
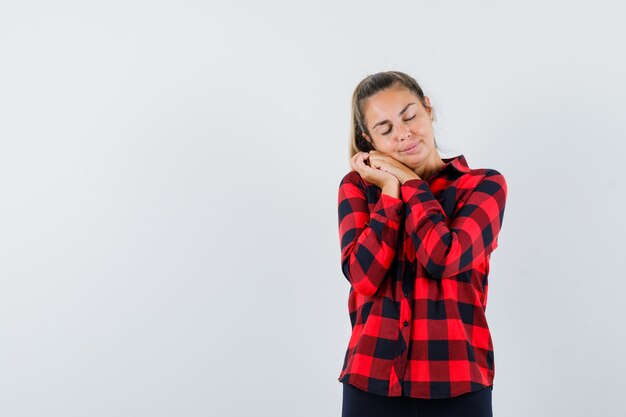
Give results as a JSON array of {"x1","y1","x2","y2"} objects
[{"x1": 399, "y1": 297, "x2": 412, "y2": 329}]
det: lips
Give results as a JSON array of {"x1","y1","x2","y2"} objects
[{"x1": 400, "y1": 142, "x2": 418, "y2": 152}]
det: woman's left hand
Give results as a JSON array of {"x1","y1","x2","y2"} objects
[{"x1": 366, "y1": 150, "x2": 421, "y2": 184}]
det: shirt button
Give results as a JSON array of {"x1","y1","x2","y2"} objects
[
  {"x1": 396, "y1": 208, "x2": 403, "y2": 215},
  {"x1": 403, "y1": 321, "x2": 409, "y2": 327},
  {"x1": 404, "y1": 292, "x2": 409, "y2": 297}
]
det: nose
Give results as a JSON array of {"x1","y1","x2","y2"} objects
[{"x1": 398, "y1": 124, "x2": 411, "y2": 140}]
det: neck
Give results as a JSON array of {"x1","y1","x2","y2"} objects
[{"x1": 412, "y1": 154, "x2": 445, "y2": 181}]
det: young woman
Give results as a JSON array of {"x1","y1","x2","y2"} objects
[{"x1": 337, "y1": 71, "x2": 508, "y2": 417}]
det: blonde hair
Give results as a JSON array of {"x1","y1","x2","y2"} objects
[{"x1": 348, "y1": 70, "x2": 442, "y2": 160}]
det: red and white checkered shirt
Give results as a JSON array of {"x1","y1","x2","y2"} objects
[{"x1": 337, "y1": 154, "x2": 508, "y2": 399}]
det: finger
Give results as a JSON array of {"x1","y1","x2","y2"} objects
[
  {"x1": 357, "y1": 152, "x2": 370, "y2": 167},
  {"x1": 352, "y1": 153, "x2": 368, "y2": 173},
  {"x1": 355, "y1": 155, "x2": 367, "y2": 170},
  {"x1": 356, "y1": 155, "x2": 375, "y2": 173},
  {"x1": 352, "y1": 152, "x2": 367, "y2": 164},
  {"x1": 367, "y1": 155, "x2": 379, "y2": 168},
  {"x1": 350, "y1": 153, "x2": 364, "y2": 171}
]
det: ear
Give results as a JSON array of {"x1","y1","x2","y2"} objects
[
  {"x1": 423, "y1": 96, "x2": 433, "y2": 118},
  {"x1": 361, "y1": 132, "x2": 375, "y2": 148}
]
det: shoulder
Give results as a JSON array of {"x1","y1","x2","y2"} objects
[
  {"x1": 467, "y1": 168, "x2": 508, "y2": 199},
  {"x1": 453, "y1": 162, "x2": 507, "y2": 201},
  {"x1": 465, "y1": 165, "x2": 506, "y2": 186},
  {"x1": 482, "y1": 167, "x2": 505, "y2": 178},
  {"x1": 337, "y1": 170, "x2": 377, "y2": 202},
  {"x1": 339, "y1": 170, "x2": 366, "y2": 188},
  {"x1": 481, "y1": 168, "x2": 507, "y2": 191}
]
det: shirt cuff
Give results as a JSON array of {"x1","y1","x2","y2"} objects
[
  {"x1": 372, "y1": 192, "x2": 405, "y2": 223},
  {"x1": 400, "y1": 178, "x2": 431, "y2": 201}
]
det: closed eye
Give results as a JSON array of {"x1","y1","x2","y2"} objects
[{"x1": 381, "y1": 115, "x2": 416, "y2": 135}]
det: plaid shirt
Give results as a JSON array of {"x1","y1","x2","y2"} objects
[{"x1": 336, "y1": 154, "x2": 507, "y2": 399}]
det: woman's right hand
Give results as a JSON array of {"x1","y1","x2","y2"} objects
[{"x1": 350, "y1": 152, "x2": 399, "y2": 189}]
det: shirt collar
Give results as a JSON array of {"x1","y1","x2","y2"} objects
[{"x1": 441, "y1": 154, "x2": 472, "y2": 174}]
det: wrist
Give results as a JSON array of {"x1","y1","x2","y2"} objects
[
  {"x1": 381, "y1": 180, "x2": 400, "y2": 199},
  {"x1": 401, "y1": 174, "x2": 421, "y2": 185}
]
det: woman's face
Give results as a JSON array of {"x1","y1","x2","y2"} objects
[{"x1": 361, "y1": 85, "x2": 435, "y2": 167}]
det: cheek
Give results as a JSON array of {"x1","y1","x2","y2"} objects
[
  {"x1": 378, "y1": 140, "x2": 396, "y2": 153},
  {"x1": 414, "y1": 123, "x2": 433, "y2": 137}
]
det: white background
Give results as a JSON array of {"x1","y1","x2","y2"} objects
[{"x1": 1, "y1": 1, "x2": 625, "y2": 416}]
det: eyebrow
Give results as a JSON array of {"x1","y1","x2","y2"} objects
[{"x1": 371, "y1": 102, "x2": 416, "y2": 130}]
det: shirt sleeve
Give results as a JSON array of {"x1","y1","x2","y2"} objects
[
  {"x1": 400, "y1": 170, "x2": 508, "y2": 280},
  {"x1": 337, "y1": 173, "x2": 404, "y2": 296}
]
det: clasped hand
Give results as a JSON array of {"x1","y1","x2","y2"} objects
[{"x1": 350, "y1": 151, "x2": 421, "y2": 189}]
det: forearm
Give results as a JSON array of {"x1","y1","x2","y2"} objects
[
  {"x1": 338, "y1": 177, "x2": 404, "y2": 296},
  {"x1": 341, "y1": 220, "x2": 400, "y2": 296},
  {"x1": 401, "y1": 172, "x2": 507, "y2": 279}
]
